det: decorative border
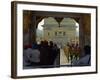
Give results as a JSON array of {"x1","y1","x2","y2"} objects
[{"x1": 11, "y1": 1, "x2": 98, "y2": 78}]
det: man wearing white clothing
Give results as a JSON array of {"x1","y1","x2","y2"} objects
[{"x1": 23, "y1": 47, "x2": 40, "y2": 67}]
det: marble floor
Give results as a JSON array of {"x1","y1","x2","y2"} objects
[{"x1": 60, "y1": 49, "x2": 71, "y2": 65}]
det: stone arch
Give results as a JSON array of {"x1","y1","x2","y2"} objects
[
  {"x1": 43, "y1": 17, "x2": 58, "y2": 26},
  {"x1": 23, "y1": 11, "x2": 91, "y2": 58},
  {"x1": 61, "y1": 18, "x2": 76, "y2": 26}
]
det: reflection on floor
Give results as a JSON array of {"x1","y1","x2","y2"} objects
[{"x1": 60, "y1": 49, "x2": 71, "y2": 65}]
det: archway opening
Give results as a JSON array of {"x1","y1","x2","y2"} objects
[
  {"x1": 36, "y1": 17, "x2": 79, "y2": 65},
  {"x1": 23, "y1": 11, "x2": 91, "y2": 69}
]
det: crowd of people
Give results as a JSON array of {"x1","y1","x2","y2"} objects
[
  {"x1": 72, "y1": 45, "x2": 91, "y2": 66},
  {"x1": 23, "y1": 40, "x2": 91, "y2": 68},
  {"x1": 23, "y1": 40, "x2": 60, "y2": 68},
  {"x1": 63, "y1": 41, "x2": 91, "y2": 66},
  {"x1": 63, "y1": 42, "x2": 81, "y2": 63}
]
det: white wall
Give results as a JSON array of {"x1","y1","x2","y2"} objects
[{"x1": 0, "y1": 0, "x2": 100, "y2": 80}]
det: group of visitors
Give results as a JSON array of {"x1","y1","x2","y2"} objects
[
  {"x1": 63, "y1": 41, "x2": 91, "y2": 66},
  {"x1": 23, "y1": 39, "x2": 91, "y2": 68},
  {"x1": 72, "y1": 45, "x2": 91, "y2": 66},
  {"x1": 63, "y1": 42, "x2": 80, "y2": 63},
  {"x1": 23, "y1": 40, "x2": 60, "y2": 68}
]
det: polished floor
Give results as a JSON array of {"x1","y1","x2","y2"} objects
[{"x1": 60, "y1": 49, "x2": 71, "y2": 65}]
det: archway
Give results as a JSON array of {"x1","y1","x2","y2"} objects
[
  {"x1": 36, "y1": 17, "x2": 80, "y2": 65},
  {"x1": 23, "y1": 10, "x2": 91, "y2": 68}
]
